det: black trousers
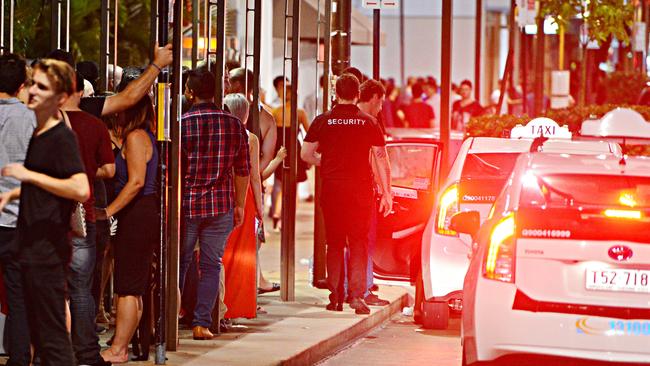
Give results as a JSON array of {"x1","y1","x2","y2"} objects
[
  {"x1": 22, "y1": 263, "x2": 75, "y2": 366},
  {"x1": 321, "y1": 179, "x2": 373, "y2": 303},
  {"x1": 0, "y1": 227, "x2": 31, "y2": 366}
]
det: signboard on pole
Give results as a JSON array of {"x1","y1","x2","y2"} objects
[
  {"x1": 362, "y1": 0, "x2": 399, "y2": 9},
  {"x1": 516, "y1": 0, "x2": 537, "y2": 27}
]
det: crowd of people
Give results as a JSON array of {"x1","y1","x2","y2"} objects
[{"x1": 0, "y1": 38, "x2": 404, "y2": 364}]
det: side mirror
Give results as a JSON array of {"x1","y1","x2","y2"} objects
[{"x1": 450, "y1": 211, "x2": 481, "y2": 237}]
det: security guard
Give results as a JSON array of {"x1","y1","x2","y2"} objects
[{"x1": 301, "y1": 74, "x2": 391, "y2": 314}]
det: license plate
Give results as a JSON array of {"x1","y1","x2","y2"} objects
[{"x1": 585, "y1": 268, "x2": 650, "y2": 293}]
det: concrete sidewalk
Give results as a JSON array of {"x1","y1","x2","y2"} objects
[{"x1": 161, "y1": 200, "x2": 410, "y2": 365}]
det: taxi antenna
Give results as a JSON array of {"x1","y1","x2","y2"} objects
[{"x1": 619, "y1": 137, "x2": 627, "y2": 166}]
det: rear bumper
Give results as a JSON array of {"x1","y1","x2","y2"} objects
[{"x1": 470, "y1": 278, "x2": 650, "y2": 364}]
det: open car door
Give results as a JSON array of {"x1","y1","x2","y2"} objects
[{"x1": 372, "y1": 141, "x2": 442, "y2": 283}]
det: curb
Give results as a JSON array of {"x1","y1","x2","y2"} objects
[{"x1": 281, "y1": 292, "x2": 411, "y2": 366}]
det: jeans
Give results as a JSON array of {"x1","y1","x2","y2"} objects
[
  {"x1": 179, "y1": 211, "x2": 234, "y2": 328},
  {"x1": 0, "y1": 227, "x2": 31, "y2": 366},
  {"x1": 23, "y1": 263, "x2": 75, "y2": 366},
  {"x1": 68, "y1": 222, "x2": 101, "y2": 364},
  {"x1": 342, "y1": 195, "x2": 378, "y2": 299}
]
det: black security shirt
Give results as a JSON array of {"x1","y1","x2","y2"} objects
[
  {"x1": 305, "y1": 104, "x2": 385, "y2": 181},
  {"x1": 17, "y1": 122, "x2": 85, "y2": 265}
]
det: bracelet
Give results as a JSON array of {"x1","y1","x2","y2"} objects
[{"x1": 150, "y1": 62, "x2": 162, "y2": 72}]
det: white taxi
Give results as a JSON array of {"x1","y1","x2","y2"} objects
[
  {"x1": 418, "y1": 118, "x2": 622, "y2": 329},
  {"x1": 455, "y1": 153, "x2": 650, "y2": 365}
]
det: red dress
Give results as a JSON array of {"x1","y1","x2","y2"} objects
[{"x1": 222, "y1": 185, "x2": 257, "y2": 318}]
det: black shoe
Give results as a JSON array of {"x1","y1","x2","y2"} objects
[
  {"x1": 326, "y1": 302, "x2": 343, "y2": 311},
  {"x1": 364, "y1": 293, "x2": 389, "y2": 306},
  {"x1": 96, "y1": 324, "x2": 108, "y2": 334},
  {"x1": 369, "y1": 284, "x2": 379, "y2": 292},
  {"x1": 344, "y1": 295, "x2": 352, "y2": 304},
  {"x1": 349, "y1": 298, "x2": 370, "y2": 315}
]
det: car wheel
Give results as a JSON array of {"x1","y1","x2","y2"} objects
[{"x1": 422, "y1": 301, "x2": 449, "y2": 330}]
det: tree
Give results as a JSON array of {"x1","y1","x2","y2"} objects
[
  {"x1": 13, "y1": 0, "x2": 151, "y2": 67},
  {"x1": 539, "y1": 0, "x2": 634, "y2": 106}
]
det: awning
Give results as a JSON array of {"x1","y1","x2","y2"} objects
[{"x1": 272, "y1": 0, "x2": 383, "y2": 45}]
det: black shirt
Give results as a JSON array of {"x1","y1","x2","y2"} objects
[
  {"x1": 79, "y1": 96, "x2": 106, "y2": 119},
  {"x1": 17, "y1": 122, "x2": 85, "y2": 265},
  {"x1": 304, "y1": 104, "x2": 385, "y2": 182}
]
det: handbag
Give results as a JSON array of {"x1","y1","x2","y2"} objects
[
  {"x1": 60, "y1": 110, "x2": 87, "y2": 238},
  {"x1": 70, "y1": 202, "x2": 87, "y2": 237}
]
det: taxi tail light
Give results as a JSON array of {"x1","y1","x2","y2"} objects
[
  {"x1": 435, "y1": 183, "x2": 459, "y2": 236},
  {"x1": 483, "y1": 215, "x2": 516, "y2": 283}
]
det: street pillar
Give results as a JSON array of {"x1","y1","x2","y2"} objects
[
  {"x1": 440, "y1": 0, "x2": 452, "y2": 175},
  {"x1": 474, "y1": 0, "x2": 482, "y2": 101},
  {"x1": 534, "y1": 15, "x2": 544, "y2": 116},
  {"x1": 332, "y1": 0, "x2": 351, "y2": 76},
  {"x1": 373, "y1": 8, "x2": 380, "y2": 80}
]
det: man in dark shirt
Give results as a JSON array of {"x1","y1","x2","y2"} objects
[
  {"x1": 179, "y1": 69, "x2": 250, "y2": 340},
  {"x1": 62, "y1": 73, "x2": 115, "y2": 366},
  {"x1": 403, "y1": 82, "x2": 435, "y2": 128},
  {"x1": 0, "y1": 59, "x2": 89, "y2": 365},
  {"x1": 301, "y1": 74, "x2": 392, "y2": 315},
  {"x1": 452, "y1": 79, "x2": 484, "y2": 130}
]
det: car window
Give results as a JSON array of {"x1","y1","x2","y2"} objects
[
  {"x1": 521, "y1": 174, "x2": 650, "y2": 208},
  {"x1": 459, "y1": 153, "x2": 520, "y2": 203},
  {"x1": 461, "y1": 153, "x2": 520, "y2": 179},
  {"x1": 387, "y1": 144, "x2": 437, "y2": 190}
]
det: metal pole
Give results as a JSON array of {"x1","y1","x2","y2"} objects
[
  {"x1": 51, "y1": 0, "x2": 60, "y2": 51},
  {"x1": 149, "y1": 0, "x2": 158, "y2": 64},
  {"x1": 215, "y1": 0, "x2": 226, "y2": 107},
  {"x1": 474, "y1": 0, "x2": 482, "y2": 101},
  {"x1": 113, "y1": 0, "x2": 119, "y2": 88},
  {"x1": 192, "y1": 0, "x2": 199, "y2": 68},
  {"x1": 1, "y1": 0, "x2": 5, "y2": 54},
  {"x1": 534, "y1": 15, "x2": 544, "y2": 116},
  {"x1": 164, "y1": 0, "x2": 183, "y2": 357},
  {"x1": 521, "y1": 28, "x2": 527, "y2": 115},
  {"x1": 251, "y1": 0, "x2": 262, "y2": 138},
  {"x1": 313, "y1": 0, "x2": 331, "y2": 289},
  {"x1": 281, "y1": 0, "x2": 300, "y2": 303},
  {"x1": 0, "y1": 0, "x2": 12, "y2": 54},
  {"x1": 99, "y1": 0, "x2": 110, "y2": 92},
  {"x1": 373, "y1": 8, "x2": 380, "y2": 80},
  {"x1": 399, "y1": 0, "x2": 405, "y2": 86},
  {"x1": 332, "y1": 0, "x2": 351, "y2": 75},
  {"x1": 62, "y1": 0, "x2": 69, "y2": 51},
  {"x1": 440, "y1": 0, "x2": 452, "y2": 175},
  {"x1": 156, "y1": 0, "x2": 172, "y2": 359}
]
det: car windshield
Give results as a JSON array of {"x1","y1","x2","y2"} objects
[
  {"x1": 388, "y1": 144, "x2": 437, "y2": 190},
  {"x1": 461, "y1": 153, "x2": 520, "y2": 179},
  {"x1": 521, "y1": 174, "x2": 650, "y2": 208}
]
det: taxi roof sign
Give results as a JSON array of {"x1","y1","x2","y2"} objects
[
  {"x1": 581, "y1": 108, "x2": 650, "y2": 139},
  {"x1": 510, "y1": 117, "x2": 572, "y2": 140}
]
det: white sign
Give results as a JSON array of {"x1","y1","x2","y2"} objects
[
  {"x1": 634, "y1": 22, "x2": 647, "y2": 53},
  {"x1": 516, "y1": 0, "x2": 537, "y2": 27},
  {"x1": 550, "y1": 70, "x2": 571, "y2": 110},
  {"x1": 362, "y1": 0, "x2": 399, "y2": 9},
  {"x1": 511, "y1": 118, "x2": 572, "y2": 139}
]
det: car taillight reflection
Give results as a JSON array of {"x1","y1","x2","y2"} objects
[
  {"x1": 435, "y1": 183, "x2": 459, "y2": 236},
  {"x1": 603, "y1": 209, "x2": 642, "y2": 220},
  {"x1": 484, "y1": 214, "x2": 515, "y2": 283}
]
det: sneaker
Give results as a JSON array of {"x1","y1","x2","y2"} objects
[
  {"x1": 349, "y1": 297, "x2": 371, "y2": 315},
  {"x1": 325, "y1": 302, "x2": 343, "y2": 311},
  {"x1": 95, "y1": 324, "x2": 108, "y2": 334},
  {"x1": 364, "y1": 293, "x2": 389, "y2": 306},
  {"x1": 220, "y1": 319, "x2": 233, "y2": 332},
  {"x1": 369, "y1": 284, "x2": 379, "y2": 292}
]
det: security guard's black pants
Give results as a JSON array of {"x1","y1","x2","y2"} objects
[{"x1": 321, "y1": 179, "x2": 373, "y2": 304}]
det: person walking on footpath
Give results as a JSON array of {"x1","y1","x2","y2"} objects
[
  {"x1": 0, "y1": 59, "x2": 89, "y2": 365},
  {"x1": 179, "y1": 69, "x2": 250, "y2": 340},
  {"x1": 301, "y1": 74, "x2": 392, "y2": 315},
  {"x1": 357, "y1": 79, "x2": 392, "y2": 307},
  {"x1": 0, "y1": 53, "x2": 36, "y2": 366},
  {"x1": 61, "y1": 72, "x2": 115, "y2": 366}
]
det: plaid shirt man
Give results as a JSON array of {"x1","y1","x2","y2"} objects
[{"x1": 181, "y1": 102, "x2": 250, "y2": 218}]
